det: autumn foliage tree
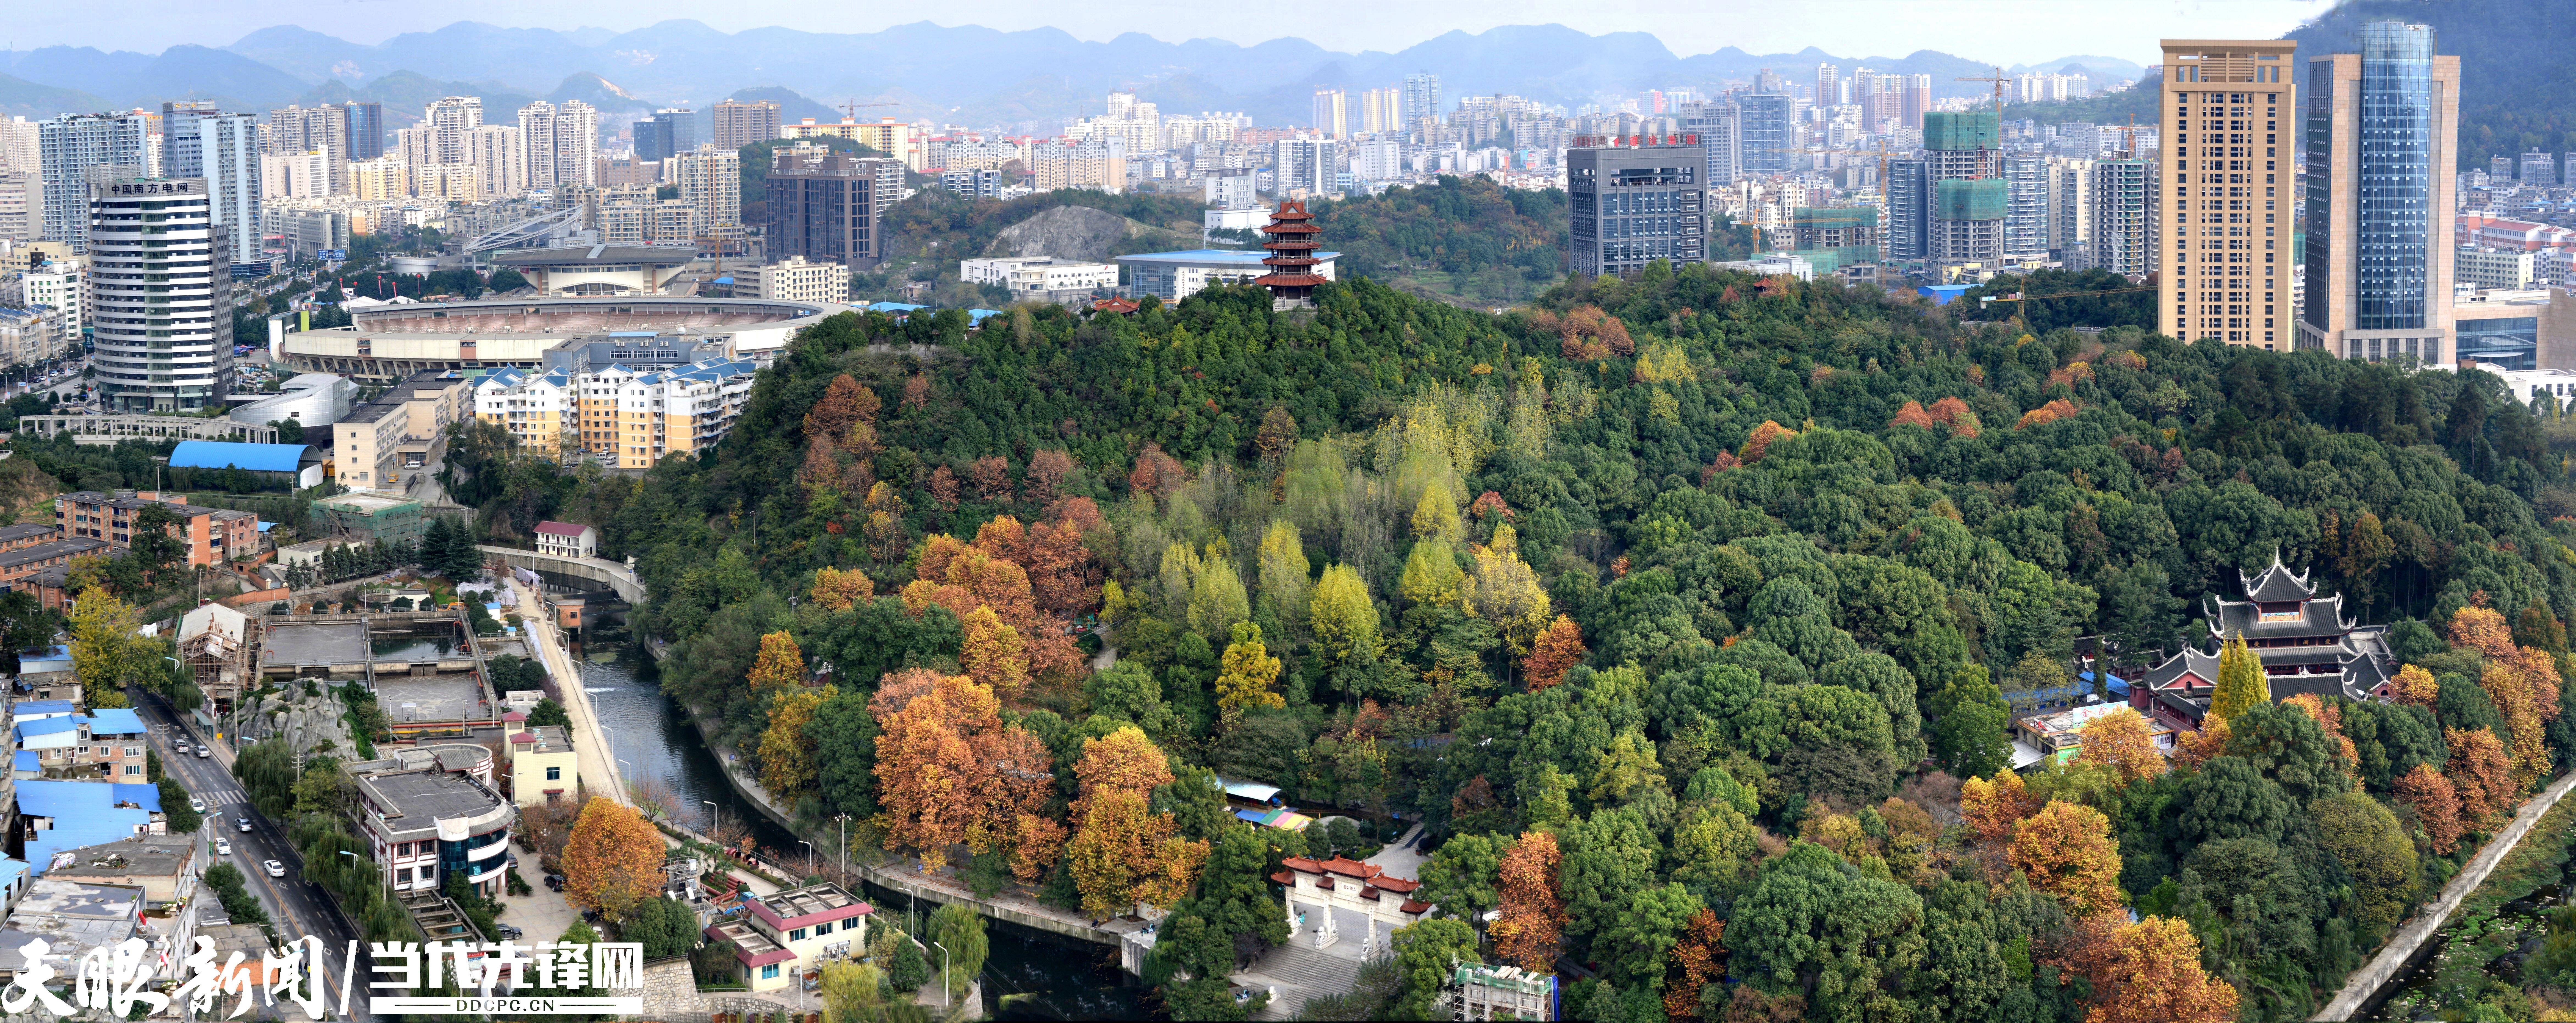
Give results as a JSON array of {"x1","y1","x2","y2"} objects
[
  {"x1": 2067, "y1": 914, "x2": 2240, "y2": 1023},
  {"x1": 1663, "y1": 909, "x2": 1727, "y2": 1019},
  {"x1": 2394, "y1": 763, "x2": 2464, "y2": 854},
  {"x1": 561, "y1": 799, "x2": 666, "y2": 920},
  {"x1": 2076, "y1": 709, "x2": 2165, "y2": 786},
  {"x1": 2445, "y1": 726, "x2": 2516, "y2": 827},
  {"x1": 803, "y1": 374, "x2": 880, "y2": 440},
  {"x1": 760, "y1": 685, "x2": 833, "y2": 801},
  {"x1": 808, "y1": 566, "x2": 874, "y2": 613},
  {"x1": 1064, "y1": 727, "x2": 1206, "y2": 916},
  {"x1": 871, "y1": 671, "x2": 1055, "y2": 870},
  {"x1": 1522, "y1": 615, "x2": 1586, "y2": 692},
  {"x1": 1489, "y1": 831, "x2": 1566, "y2": 973},
  {"x1": 2208, "y1": 633, "x2": 2267, "y2": 723},
  {"x1": 2009, "y1": 800, "x2": 2125, "y2": 917},
  {"x1": 2393, "y1": 663, "x2": 2439, "y2": 707},
  {"x1": 747, "y1": 631, "x2": 805, "y2": 693},
  {"x1": 1961, "y1": 770, "x2": 2042, "y2": 843},
  {"x1": 1213, "y1": 622, "x2": 1285, "y2": 725}
]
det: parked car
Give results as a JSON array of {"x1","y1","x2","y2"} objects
[
  {"x1": 263, "y1": 860, "x2": 284, "y2": 878},
  {"x1": 214, "y1": 838, "x2": 231, "y2": 855},
  {"x1": 544, "y1": 874, "x2": 565, "y2": 892},
  {"x1": 494, "y1": 924, "x2": 523, "y2": 940}
]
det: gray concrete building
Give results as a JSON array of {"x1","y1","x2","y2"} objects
[{"x1": 1567, "y1": 140, "x2": 1708, "y2": 279}]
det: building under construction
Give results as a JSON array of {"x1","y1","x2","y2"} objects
[{"x1": 311, "y1": 492, "x2": 427, "y2": 546}]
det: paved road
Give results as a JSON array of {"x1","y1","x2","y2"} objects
[{"x1": 132, "y1": 689, "x2": 373, "y2": 1022}]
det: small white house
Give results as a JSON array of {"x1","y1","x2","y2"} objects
[{"x1": 532, "y1": 521, "x2": 597, "y2": 560}]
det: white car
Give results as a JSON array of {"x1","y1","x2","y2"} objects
[
  {"x1": 263, "y1": 860, "x2": 284, "y2": 879},
  {"x1": 214, "y1": 838, "x2": 231, "y2": 855},
  {"x1": 196, "y1": 746, "x2": 211, "y2": 759},
  {"x1": 236, "y1": 818, "x2": 252, "y2": 833},
  {"x1": 187, "y1": 797, "x2": 205, "y2": 813}
]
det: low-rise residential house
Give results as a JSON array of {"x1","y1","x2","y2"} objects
[
  {"x1": 702, "y1": 883, "x2": 873, "y2": 992},
  {"x1": 532, "y1": 521, "x2": 597, "y2": 560},
  {"x1": 15, "y1": 781, "x2": 162, "y2": 872},
  {"x1": 38, "y1": 834, "x2": 197, "y2": 904},
  {"x1": 504, "y1": 715, "x2": 578, "y2": 807},
  {"x1": 13, "y1": 709, "x2": 149, "y2": 780},
  {"x1": 0, "y1": 879, "x2": 143, "y2": 988}
]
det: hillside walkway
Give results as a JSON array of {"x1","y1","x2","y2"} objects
[{"x1": 2314, "y1": 768, "x2": 2576, "y2": 1020}]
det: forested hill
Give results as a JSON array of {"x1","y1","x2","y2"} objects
[{"x1": 493, "y1": 264, "x2": 2576, "y2": 1022}]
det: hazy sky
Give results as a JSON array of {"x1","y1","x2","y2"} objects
[{"x1": 20, "y1": 0, "x2": 2332, "y2": 62}]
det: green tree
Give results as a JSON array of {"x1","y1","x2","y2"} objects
[
  {"x1": 1389, "y1": 917, "x2": 1479, "y2": 1019},
  {"x1": 625, "y1": 897, "x2": 701, "y2": 959},
  {"x1": 2209, "y1": 632, "x2": 2267, "y2": 723},
  {"x1": 1927, "y1": 665, "x2": 2014, "y2": 779},
  {"x1": 1728, "y1": 841, "x2": 1926, "y2": 1018},
  {"x1": 2310, "y1": 790, "x2": 2419, "y2": 935},
  {"x1": 927, "y1": 903, "x2": 987, "y2": 1000},
  {"x1": 1417, "y1": 832, "x2": 1503, "y2": 930}
]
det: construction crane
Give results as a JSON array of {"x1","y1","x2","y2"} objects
[
  {"x1": 1955, "y1": 66, "x2": 2012, "y2": 109},
  {"x1": 839, "y1": 99, "x2": 900, "y2": 120}
]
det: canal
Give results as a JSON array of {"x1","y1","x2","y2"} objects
[{"x1": 578, "y1": 648, "x2": 1152, "y2": 1021}]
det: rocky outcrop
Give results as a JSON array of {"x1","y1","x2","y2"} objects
[{"x1": 986, "y1": 205, "x2": 1192, "y2": 262}]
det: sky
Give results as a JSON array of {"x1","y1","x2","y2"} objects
[{"x1": 18, "y1": 0, "x2": 2335, "y2": 62}]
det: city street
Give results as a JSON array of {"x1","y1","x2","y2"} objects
[{"x1": 131, "y1": 688, "x2": 374, "y2": 1022}]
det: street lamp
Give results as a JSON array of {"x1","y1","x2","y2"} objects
[
  {"x1": 932, "y1": 940, "x2": 951, "y2": 1008},
  {"x1": 798, "y1": 840, "x2": 813, "y2": 879},
  {"x1": 702, "y1": 800, "x2": 720, "y2": 843},
  {"x1": 835, "y1": 814, "x2": 850, "y2": 884}
]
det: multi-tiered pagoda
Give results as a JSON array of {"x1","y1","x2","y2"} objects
[
  {"x1": 2134, "y1": 554, "x2": 2395, "y2": 727},
  {"x1": 1252, "y1": 201, "x2": 1328, "y2": 310}
]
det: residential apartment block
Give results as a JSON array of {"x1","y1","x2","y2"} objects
[
  {"x1": 333, "y1": 370, "x2": 470, "y2": 493},
  {"x1": 54, "y1": 491, "x2": 253, "y2": 568},
  {"x1": 734, "y1": 256, "x2": 849, "y2": 304},
  {"x1": 474, "y1": 357, "x2": 757, "y2": 469},
  {"x1": 2158, "y1": 37, "x2": 2299, "y2": 349}
]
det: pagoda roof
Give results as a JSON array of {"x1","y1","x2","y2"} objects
[
  {"x1": 1262, "y1": 222, "x2": 1322, "y2": 235},
  {"x1": 2139, "y1": 646, "x2": 2221, "y2": 691},
  {"x1": 2206, "y1": 592, "x2": 2354, "y2": 640},
  {"x1": 2241, "y1": 553, "x2": 2317, "y2": 602}
]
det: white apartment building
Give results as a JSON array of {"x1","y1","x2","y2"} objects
[
  {"x1": 667, "y1": 145, "x2": 740, "y2": 232},
  {"x1": 518, "y1": 101, "x2": 598, "y2": 191},
  {"x1": 423, "y1": 97, "x2": 483, "y2": 165},
  {"x1": 16, "y1": 264, "x2": 82, "y2": 335},
  {"x1": 347, "y1": 157, "x2": 410, "y2": 201},
  {"x1": 475, "y1": 357, "x2": 757, "y2": 469},
  {"x1": 261, "y1": 150, "x2": 334, "y2": 199},
  {"x1": 734, "y1": 256, "x2": 848, "y2": 304},
  {"x1": 960, "y1": 256, "x2": 1117, "y2": 299},
  {"x1": 37, "y1": 113, "x2": 150, "y2": 251},
  {"x1": 470, "y1": 126, "x2": 528, "y2": 198}
]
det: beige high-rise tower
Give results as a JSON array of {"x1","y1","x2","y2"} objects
[
  {"x1": 2297, "y1": 22, "x2": 2459, "y2": 363},
  {"x1": 2157, "y1": 39, "x2": 2296, "y2": 349}
]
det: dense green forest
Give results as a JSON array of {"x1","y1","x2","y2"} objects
[
  {"x1": 447, "y1": 259, "x2": 2576, "y2": 1022},
  {"x1": 1307, "y1": 176, "x2": 1572, "y2": 306}
]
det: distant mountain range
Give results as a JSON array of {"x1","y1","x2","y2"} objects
[{"x1": 0, "y1": 20, "x2": 2154, "y2": 129}]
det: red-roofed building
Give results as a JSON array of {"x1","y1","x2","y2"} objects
[
  {"x1": 531, "y1": 521, "x2": 597, "y2": 560},
  {"x1": 702, "y1": 882, "x2": 873, "y2": 992},
  {"x1": 1275, "y1": 855, "x2": 1430, "y2": 954}
]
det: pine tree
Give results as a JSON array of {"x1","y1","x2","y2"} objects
[{"x1": 2209, "y1": 632, "x2": 2267, "y2": 723}]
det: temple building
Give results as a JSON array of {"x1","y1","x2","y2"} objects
[
  {"x1": 1253, "y1": 201, "x2": 1329, "y2": 310},
  {"x1": 2134, "y1": 555, "x2": 2395, "y2": 730}
]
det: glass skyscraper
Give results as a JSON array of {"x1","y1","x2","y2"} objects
[
  {"x1": 2354, "y1": 22, "x2": 2435, "y2": 331},
  {"x1": 2297, "y1": 22, "x2": 2458, "y2": 362}
]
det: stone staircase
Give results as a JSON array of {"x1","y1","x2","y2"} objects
[{"x1": 1241, "y1": 943, "x2": 1365, "y2": 1019}]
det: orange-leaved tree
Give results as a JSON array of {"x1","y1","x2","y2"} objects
[
  {"x1": 809, "y1": 566, "x2": 875, "y2": 613},
  {"x1": 959, "y1": 605, "x2": 1031, "y2": 699},
  {"x1": 746, "y1": 630, "x2": 804, "y2": 693},
  {"x1": 2393, "y1": 763, "x2": 2463, "y2": 854},
  {"x1": 2445, "y1": 726, "x2": 2516, "y2": 827},
  {"x1": 2067, "y1": 914, "x2": 2239, "y2": 1023},
  {"x1": 2278, "y1": 693, "x2": 2359, "y2": 774},
  {"x1": 561, "y1": 798, "x2": 666, "y2": 920},
  {"x1": 2392, "y1": 663, "x2": 2439, "y2": 706},
  {"x1": 758, "y1": 684, "x2": 833, "y2": 801},
  {"x1": 1960, "y1": 770, "x2": 2042, "y2": 843},
  {"x1": 2009, "y1": 800, "x2": 2125, "y2": 917},
  {"x1": 871, "y1": 671, "x2": 1055, "y2": 871},
  {"x1": 1663, "y1": 908, "x2": 1727, "y2": 1019},
  {"x1": 2076, "y1": 709, "x2": 2165, "y2": 786},
  {"x1": 1522, "y1": 615, "x2": 1587, "y2": 692},
  {"x1": 1489, "y1": 831, "x2": 1566, "y2": 973},
  {"x1": 1064, "y1": 726, "x2": 1201, "y2": 916}
]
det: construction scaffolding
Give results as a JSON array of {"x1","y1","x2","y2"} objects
[
  {"x1": 311, "y1": 492, "x2": 428, "y2": 546},
  {"x1": 1442, "y1": 963, "x2": 1556, "y2": 1021},
  {"x1": 1923, "y1": 110, "x2": 2001, "y2": 152}
]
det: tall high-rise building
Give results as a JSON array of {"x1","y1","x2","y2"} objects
[
  {"x1": 519, "y1": 101, "x2": 599, "y2": 190},
  {"x1": 2295, "y1": 23, "x2": 2453, "y2": 360},
  {"x1": 2003, "y1": 153, "x2": 2051, "y2": 259},
  {"x1": 37, "y1": 112, "x2": 150, "y2": 250},
  {"x1": 1358, "y1": 88, "x2": 1402, "y2": 136},
  {"x1": 2089, "y1": 158, "x2": 2155, "y2": 276},
  {"x1": 1273, "y1": 137, "x2": 1340, "y2": 197},
  {"x1": 1402, "y1": 73, "x2": 1442, "y2": 131},
  {"x1": 1924, "y1": 110, "x2": 2005, "y2": 263},
  {"x1": 1815, "y1": 64, "x2": 1842, "y2": 107},
  {"x1": 1311, "y1": 90, "x2": 1348, "y2": 139},
  {"x1": 0, "y1": 118, "x2": 37, "y2": 174},
  {"x1": 86, "y1": 171, "x2": 231, "y2": 411},
  {"x1": 1567, "y1": 138, "x2": 1707, "y2": 278},
  {"x1": 1737, "y1": 92, "x2": 1795, "y2": 174},
  {"x1": 160, "y1": 102, "x2": 261, "y2": 264},
  {"x1": 667, "y1": 144, "x2": 741, "y2": 233},
  {"x1": 0, "y1": 173, "x2": 34, "y2": 242},
  {"x1": 2049, "y1": 158, "x2": 2096, "y2": 264},
  {"x1": 634, "y1": 108, "x2": 697, "y2": 162},
  {"x1": 469, "y1": 125, "x2": 527, "y2": 198},
  {"x1": 1902, "y1": 75, "x2": 1932, "y2": 129},
  {"x1": 343, "y1": 102, "x2": 383, "y2": 160},
  {"x1": 1885, "y1": 157, "x2": 1931, "y2": 261},
  {"x1": 265, "y1": 104, "x2": 348, "y2": 196},
  {"x1": 766, "y1": 149, "x2": 903, "y2": 269},
  {"x1": 1679, "y1": 102, "x2": 1742, "y2": 186},
  {"x1": 713, "y1": 100, "x2": 781, "y2": 149},
  {"x1": 423, "y1": 97, "x2": 484, "y2": 165},
  {"x1": 2159, "y1": 38, "x2": 2299, "y2": 349}
]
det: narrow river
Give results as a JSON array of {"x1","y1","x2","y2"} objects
[{"x1": 578, "y1": 649, "x2": 1152, "y2": 1021}]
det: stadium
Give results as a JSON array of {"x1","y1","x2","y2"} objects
[{"x1": 275, "y1": 295, "x2": 854, "y2": 383}]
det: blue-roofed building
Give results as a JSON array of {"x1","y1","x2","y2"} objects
[
  {"x1": 167, "y1": 441, "x2": 325, "y2": 490},
  {"x1": 10, "y1": 699, "x2": 73, "y2": 721},
  {"x1": 966, "y1": 309, "x2": 1002, "y2": 326},
  {"x1": 865, "y1": 301, "x2": 928, "y2": 317},
  {"x1": 16, "y1": 781, "x2": 160, "y2": 874},
  {"x1": 1918, "y1": 283, "x2": 1973, "y2": 305},
  {"x1": 11, "y1": 752, "x2": 37, "y2": 780},
  {"x1": 1117, "y1": 249, "x2": 1342, "y2": 304},
  {"x1": 15, "y1": 713, "x2": 151, "y2": 780}
]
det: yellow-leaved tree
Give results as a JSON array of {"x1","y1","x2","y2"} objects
[
  {"x1": 746, "y1": 630, "x2": 805, "y2": 694},
  {"x1": 1466, "y1": 524, "x2": 1551, "y2": 654},
  {"x1": 69, "y1": 586, "x2": 138, "y2": 710},
  {"x1": 562, "y1": 798, "x2": 666, "y2": 921},
  {"x1": 2207, "y1": 632, "x2": 2267, "y2": 723},
  {"x1": 759, "y1": 684, "x2": 834, "y2": 801},
  {"x1": 1214, "y1": 622, "x2": 1285, "y2": 725}
]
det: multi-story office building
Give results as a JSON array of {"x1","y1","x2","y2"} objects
[
  {"x1": 2089, "y1": 158, "x2": 2156, "y2": 276},
  {"x1": 85, "y1": 173, "x2": 231, "y2": 411},
  {"x1": 1678, "y1": 102, "x2": 1743, "y2": 187},
  {"x1": 735, "y1": 255, "x2": 850, "y2": 304},
  {"x1": 2294, "y1": 23, "x2": 2455, "y2": 360},
  {"x1": 2003, "y1": 154, "x2": 2051, "y2": 260},
  {"x1": 37, "y1": 113, "x2": 149, "y2": 250},
  {"x1": 343, "y1": 102, "x2": 383, "y2": 160},
  {"x1": 1737, "y1": 93, "x2": 1795, "y2": 175},
  {"x1": 518, "y1": 101, "x2": 598, "y2": 191},
  {"x1": 348, "y1": 755, "x2": 513, "y2": 899},
  {"x1": 633, "y1": 108, "x2": 697, "y2": 162},
  {"x1": 2158, "y1": 37, "x2": 2298, "y2": 349},
  {"x1": 160, "y1": 103, "x2": 261, "y2": 264},
  {"x1": 713, "y1": 100, "x2": 782, "y2": 150},
  {"x1": 766, "y1": 150, "x2": 902, "y2": 269},
  {"x1": 1567, "y1": 139, "x2": 1707, "y2": 278}
]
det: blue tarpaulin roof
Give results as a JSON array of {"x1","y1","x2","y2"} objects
[
  {"x1": 85, "y1": 709, "x2": 145, "y2": 736},
  {"x1": 2079, "y1": 671, "x2": 2131, "y2": 697},
  {"x1": 18, "y1": 780, "x2": 156, "y2": 874},
  {"x1": 11, "y1": 752, "x2": 34, "y2": 772},
  {"x1": 968, "y1": 309, "x2": 1002, "y2": 325},
  {"x1": 867, "y1": 302, "x2": 928, "y2": 313},
  {"x1": 1918, "y1": 284, "x2": 1972, "y2": 305},
  {"x1": 12, "y1": 718, "x2": 77, "y2": 741},
  {"x1": 168, "y1": 441, "x2": 314, "y2": 473}
]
